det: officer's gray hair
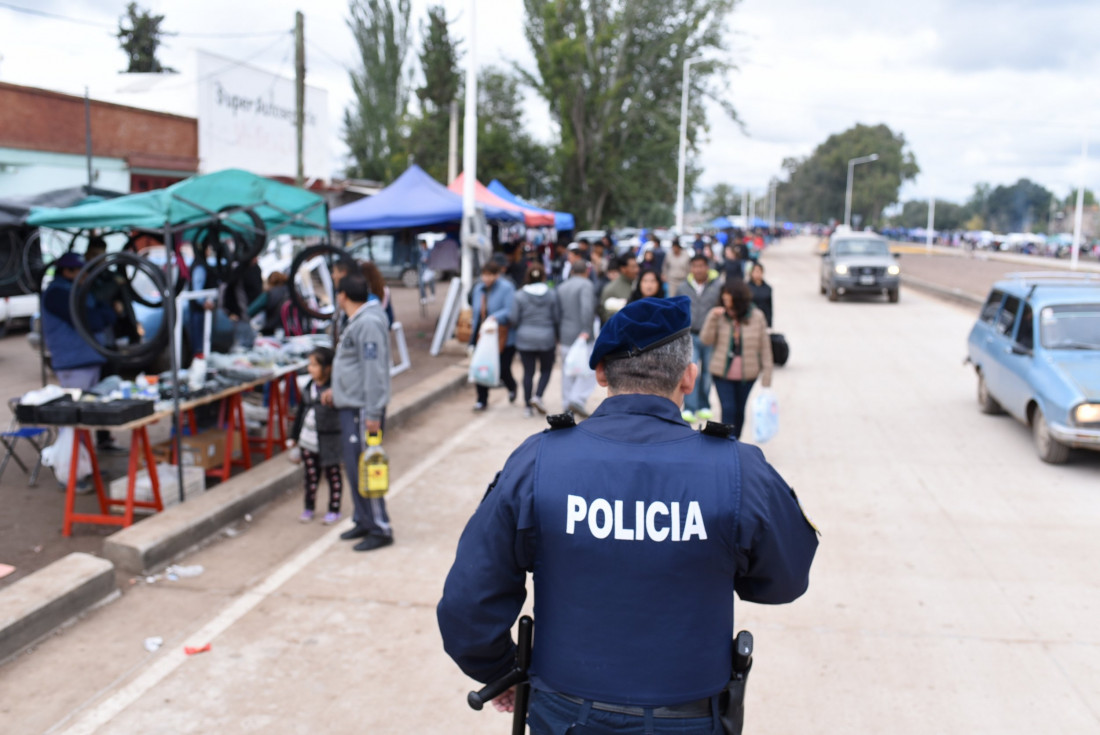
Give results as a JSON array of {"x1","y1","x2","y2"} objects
[{"x1": 603, "y1": 333, "x2": 693, "y2": 396}]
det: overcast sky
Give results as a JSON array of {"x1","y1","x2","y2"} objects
[{"x1": 1, "y1": 0, "x2": 1098, "y2": 206}]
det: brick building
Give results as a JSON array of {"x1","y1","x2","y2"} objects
[{"x1": 0, "y1": 82, "x2": 198, "y2": 198}]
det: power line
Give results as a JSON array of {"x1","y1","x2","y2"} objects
[
  {"x1": 0, "y1": 1, "x2": 289, "y2": 38},
  {"x1": 305, "y1": 39, "x2": 349, "y2": 71}
]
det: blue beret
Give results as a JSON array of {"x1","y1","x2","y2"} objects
[
  {"x1": 590, "y1": 296, "x2": 692, "y2": 369},
  {"x1": 56, "y1": 252, "x2": 85, "y2": 269}
]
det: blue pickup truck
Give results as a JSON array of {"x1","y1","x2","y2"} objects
[{"x1": 966, "y1": 273, "x2": 1100, "y2": 463}]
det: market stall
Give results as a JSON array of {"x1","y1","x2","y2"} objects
[
  {"x1": 22, "y1": 169, "x2": 330, "y2": 533},
  {"x1": 486, "y1": 179, "x2": 574, "y2": 232}
]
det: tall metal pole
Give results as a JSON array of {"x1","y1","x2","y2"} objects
[
  {"x1": 84, "y1": 87, "x2": 93, "y2": 189},
  {"x1": 675, "y1": 56, "x2": 704, "y2": 236},
  {"x1": 1071, "y1": 135, "x2": 1088, "y2": 271},
  {"x1": 926, "y1": 197, "x2": 936, "y2": 253},
  {"x1": 460, "y1": 0, "x2": 478, "y2": 300},
  {"x1": 769, "y1": 179, "x2": 777, "y2": 230},
  {"x1": 741, "y1": 189, "x2": 748, "y2": 229},
  {"x1": 844, "y1": 154, "x2": 879, "y2": 228},
  {"x1": 295, "y1": 11, "x2": 305, "y2": 187},
  {"x1": 448, "y1": 99, "x2": 459, "y2": 183}
]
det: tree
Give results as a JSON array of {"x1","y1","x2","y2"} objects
[
  {"x1": 1063, "y1": 188, "x2": 1097, "y2": 208},
  {"x1": 702, "y1": 183, "x2": 741, "y2": 217},
  {"x1": 521, "y1": 0, "x2": 738, "y2": 229},
  {"x1": 775, "y1": 124, "x2": 919, "y2": 226},
  {"x1": 985, "y1": 179, "x2": 1053, "y2": 233},
  {"x1": 344, "y1": 0, "x2": 413, "y2": 183},
  {"x1": 406, "y1": 5, "x2": 461, "y2": 183},
  {"x1": 117, "y1": 2, "x2": 175, "y2": 73},
  {"x1": 475, "y1": 67, "x2": 554, "y2": 202},
  {"x1": 895, "y1": 199, "x2": 967, "y2": 231}
]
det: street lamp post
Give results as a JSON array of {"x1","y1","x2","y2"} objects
[
  {"x1": 844, "y1": 153, "x2": 879, "y2": 228},
  {"x1": 675, "y1": 55, "x2": 706, "y2": 236}
]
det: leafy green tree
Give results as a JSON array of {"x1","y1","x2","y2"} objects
[
  {"x1": 344, "y1": 0, "x2": 413, "y2": 182},
  {"x1": 521, "y1": 0, "x2": 738, "y2": 229},
  {"x1": 117, "y1": 2, "x2": 175, "y2": 73},
  {"x1": 702, "y1": 183, "x2": 741, "y2": 216},
  {"x1": 1063, "y1": 188, "x2": 1097, "y2": 207},
  {"x1": 775, "y1": 123, "x2": 919, "y2": 226},
  {"x1": 406, "y1": 5, "x2": 461, "y2": 183},
  {"x1": 895, "y1": 199, "x2": 967, "y2": 231},
  {"x1": 475, "y1": 66, "x2": 553, "y2": 201},
  {"x1": 985, "y1": 179, "x2": 1053, "y2": 233}
]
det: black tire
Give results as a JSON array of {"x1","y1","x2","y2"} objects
[
  {"x1": 888, "y1": 288, "x2": 899, "y2": 303},
  {"x1": 287, "y1": 243, "x2": 357, "y2": 320},
  {"x1": 1032, "y1": 406, "x2": 1070, "y2": 464},
  {"x1": 977, "y1": 372, "x2": 1002, "y2": 415}
]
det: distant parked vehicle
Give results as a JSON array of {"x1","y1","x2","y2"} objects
[
  {"x1": 820, "y1": 231, "x2": 901, "y2": 303},
  {"x1": 966, "y1": 273, "x2": 1100, "y2": 463}
]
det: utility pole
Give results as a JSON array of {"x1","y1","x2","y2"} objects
[
  {"x1": 295, "y1": 10, "x2": 305, "y2": 187},
  {"x1": 926, "y1": 197, "x2": 936, "y2": 253},
  {"x1": 447, "y1": 99, "x2": 459, "y2": 183}
]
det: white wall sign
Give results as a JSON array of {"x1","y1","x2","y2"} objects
[{"x1": 196, "y1": 51, "x2": 329, "y2": 180}]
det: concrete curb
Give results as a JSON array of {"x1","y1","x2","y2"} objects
[
  {"x1": 0, "y1": 360, "x2": 470, "y2": 663},
  {"x1": 901, "y1": 274, "x2": 984, "y2": 309},
  {"x1": 0, "y1": 552, "x2": 116, "y2": 664}
]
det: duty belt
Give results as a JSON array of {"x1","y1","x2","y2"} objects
[{"x1": 558, "y1": 693, "x2": 713, "y2": 719}]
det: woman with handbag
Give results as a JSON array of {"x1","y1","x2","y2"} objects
[{"x1": 700, "y1": 280, "x2": 773, "y2": 438}]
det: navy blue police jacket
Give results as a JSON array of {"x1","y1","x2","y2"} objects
[{"x1": 437, "y1": 393, "x2": 818, "y2": 706}]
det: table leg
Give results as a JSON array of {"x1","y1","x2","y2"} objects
[
  {"x1": 122, "y1": 428, "x2": 140, "y2": 527},
  {"x1": 219, "y1": 395, "x2": 236, "y2": 483},
  {"x1": 80, "y1": 429, "x2": 108, "y2": 515},
  {"x1": 140, "y1": 428, "x2": 164, "y2": 511},
  {"x1": 235, "y1": 395, "x2": 252, "y2": 470},
  {"x1": 62, "y1": 430, "x2": 80, "y2": 537}
]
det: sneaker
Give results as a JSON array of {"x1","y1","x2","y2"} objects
[
  {"x1": 681, "y1": 410, "x2": 697, "y2": 423},
  {"x1": 472, "y1": 402, "x2": 487, "y2": 412},
  {"x1": 697, "y1": 408, "x2": 714, "y2": 421},
  {"x1": 523, "y1": 407, "x2": 534, "y2": 418},
  {"x1": 530, "y1": 395, "x2": 547, "y2": 414},
  {"x1": 299, "y1": 510, "x2": 314, "y2": 523},
  {"x1": 339, "y1": 525, "x2": 370, "y2": 540},
  {"x1": 75, "y1": 478, "x2": 96, "y2": 495},
  {"x1": 323, "y1": 512, "x2": 340, "y2": 525},
  {"x1": 508, "y1": 390, "x2": 517, "y2": 404},
  {"x1": 353, "y1": 533, "x2": 394, "y2": 552}
]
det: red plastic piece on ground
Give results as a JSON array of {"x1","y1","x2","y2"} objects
[{"x1": 184, "y1": 643, "x2": 212, "y2": 655}]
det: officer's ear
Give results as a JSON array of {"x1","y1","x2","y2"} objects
[
  {"x1": 594, "y1": 362, "x2": 609, "y2": 388},
  {"x1": 678, "y1": 361, "x2": 699, "y2": 397}
]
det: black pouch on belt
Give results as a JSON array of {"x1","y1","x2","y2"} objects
[{"x1": 719, "y1": 630, "x2": 754, "y2": 735}]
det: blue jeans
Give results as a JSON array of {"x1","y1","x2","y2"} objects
[
  {"x1": 684, "y1": 335, "x2": 713, "y2": 413},
  {"x1": 528, "y1": 690, "x2": 720, "y2": 735},
  {"x1": 338, "y1": 408, "x2": 392, "y2": 535},
  {"x1": 713, "y1": 378, "x2": 755, "y2": 439}
]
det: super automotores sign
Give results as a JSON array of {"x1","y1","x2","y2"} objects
[{"x1": 197, "y1": 50, "x2": 328, "y2": 179}]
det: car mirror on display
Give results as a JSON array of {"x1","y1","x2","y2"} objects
[{"x1": 1011, "y1": 344, "x2": 1031, "y2": 356}]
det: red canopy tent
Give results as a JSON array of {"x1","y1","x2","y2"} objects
[{"x1": 448, "y1": 173, "x2": 555, "y2": 227}]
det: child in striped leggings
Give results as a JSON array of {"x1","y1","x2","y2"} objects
[{"x1": 287, "y1": 347, "x2": 344, "y2": 523}]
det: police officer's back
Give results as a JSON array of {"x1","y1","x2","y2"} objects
[{"x1": 438, "y1": 296, "x2": 818, "y2": 734}]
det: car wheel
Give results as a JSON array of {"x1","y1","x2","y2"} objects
[
  {"x1": 827, "y1": 284, "x2": 838, "y2": 302},
  {"x1": 888, "y1": 288, "x2": 899, "y2": 303},
  {"x1": 977, "y1": 372, "x2": 1002, "y2": 415},
  {"x1": 1032, "y1": 407, "x2": 1070, "y2": 464},
  {"x1": 400, "y1": 268, "x2": 419, "y2": 289}
]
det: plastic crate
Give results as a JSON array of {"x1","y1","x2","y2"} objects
[
  {"x1": 36, "y1": 396, "x2": 80, "y2": 425},
  {"x1": 78, "y1": 399, "x2": 155, "y2": 426}
]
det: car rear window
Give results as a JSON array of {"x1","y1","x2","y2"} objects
[
  {"x1": 996, "y1": 296, "x2": 1021, "y2": 336},
  {"x1": 980, "y1": 290, "x2": 1004, "y2": 324},
  {"x1": 833, "y1": 239, "x2": 889, "y2": 256}
]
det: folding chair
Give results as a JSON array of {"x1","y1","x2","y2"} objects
[{"x1": 0, "y1": 397, "x2": 54, "y2": 486}]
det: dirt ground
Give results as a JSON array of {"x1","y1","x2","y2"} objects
[{"x1": 0, "y1": 283, "x2": 453, "y2": 589}]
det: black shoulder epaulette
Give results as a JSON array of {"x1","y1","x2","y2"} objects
[
  {"x1": 700, "y1": 421, "x2": 735, "y2": 438},
  {"x1": 546, "y1": 413, "x2": 576, "y2": 430}
]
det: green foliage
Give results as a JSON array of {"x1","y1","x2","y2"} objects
[
  {"x1": 894, "y1": 199, "x2": 967, "y2": 230},
  {"x1": 117, "y1": 2, "x2": 175, "y2": 73},
  {"x1": 703, "y1": 183, "x2": 742, "y2": 216},
  {"x1": 984, "y1": 178, "x2": 1054, "y2": 233},
  {"x1": 776, "y1": 123, "x2": 919, "y2": 226},
  {"x1": 406, "y1": 5, "x2": 461, "y2": 183},
  {"x1": 521, "y1": 0, "x2": 738, "y2": 229},
  {"x1": 474, "y1": 67, "x2": 554, "y2": 202},
  {"x1": 344, "y1": 0, "x2": 413, "y2": 183},
  {"x1": 1063, "y1": 188, "x2": 1097, "y2": 207}
]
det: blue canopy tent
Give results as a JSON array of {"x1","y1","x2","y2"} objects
[
  {"x1": 330, "y1": 165, "x2": 521, "y2": 231},
  {"x1": 486, "y1": 179, "x2": 575, "y2": 231},
  {"x1": 707, "y1": 216, "x2": 734, "y2": 229}
]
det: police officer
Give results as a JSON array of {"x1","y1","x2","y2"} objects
[{"x1": 437, "y1": 296, "x2": 818, "y2": 734}]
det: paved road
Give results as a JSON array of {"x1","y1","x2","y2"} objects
[{"x1": 3, "y1": 236, "x2": 1099, "y2": 734}]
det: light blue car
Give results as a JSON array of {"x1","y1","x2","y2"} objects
[{"x1": 966, "y1": 273, "x2": 1100, "y2": 463}]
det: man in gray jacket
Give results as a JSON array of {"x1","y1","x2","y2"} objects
[
  {"x1": 677, "y1": 254, "x2": 724, "y2": 423},
  {"x1": 556, "y1": 256, "x2": 597, "y2": 416},
  {"x1": 322, "y1": 274, "x2": 394, "y2": 552}
]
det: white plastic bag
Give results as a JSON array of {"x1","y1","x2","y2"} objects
[
  {"x1": 42, "y1": 427, "x2": 93, "y2": 483},
  {"x1": 468, "y1": 318, "x2": 501, "y2": 387},
  {"x1": 563, "y1": 336, "x2": 593, "y2": 378},
  {"x1": 751, "y1": 388, "x2": 779, "y2": 443}
]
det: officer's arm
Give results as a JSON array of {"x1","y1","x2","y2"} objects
[
  {"x1": 437, "y1": 441, "x2": 538, "y2": 684},
  {"x1": 733, "y1": 445, "x2": 818, "y2": 604}
]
